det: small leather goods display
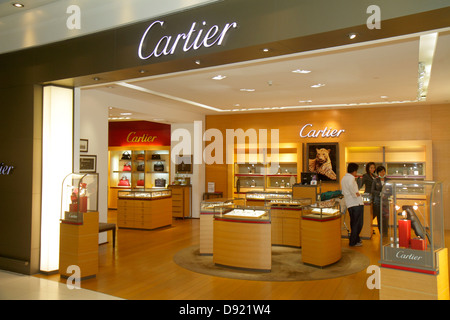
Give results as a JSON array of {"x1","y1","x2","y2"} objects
[
  {"x1": 121, "y1": 152, "x2": 131, "y2": 160},
  {"x1": 118, "y1": 176, "x2": 130, "y2": 187},
  {"x1": 151, "y1": 154, "x2": 161, "y2": 160},
  {"x1": 123, "y1": 162, "x2": 132, "y2": 171},
  {"x1": 154, "y1": 161, "x2": 164, "y2": 172},
  {"x1": 155, "y1": 178, "x2": 166, "y2": 187}
]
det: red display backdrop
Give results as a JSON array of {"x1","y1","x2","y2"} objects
[{"x1": 109, "y1": 121, "x2": 171, "y2": 147}]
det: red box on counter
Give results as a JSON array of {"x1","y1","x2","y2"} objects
[{"x1": 411, "y1": 237, "x2": 427, "y2": 251}]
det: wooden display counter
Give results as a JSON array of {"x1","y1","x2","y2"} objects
[
  {"x1": 301, "y1": 205, "x2": 342, "y2": 267},
  {"x1": 117, "y1": 189, "x2": 172, "y2": 230},
  {"x1": 213, "y1": 208, "x2": 271, "y2": 271},
  {"x1": 59, "y1": 211, "x2": 99, "y2": 280},
  {"x1": 293, "y1": 185, "x2": 318, "y2": 203}
]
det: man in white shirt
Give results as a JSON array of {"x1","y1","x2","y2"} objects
[{"x1": 341, "y1": 163, "x2": 364, "y2": 247}]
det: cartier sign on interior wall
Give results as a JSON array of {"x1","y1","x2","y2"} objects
[
  {"x1": 0, "y1": 162, "x2": 14, "y2": 175},
  {"x1": 138, "y1": 20, "x2": 238, "y2": 60},
  {"x1": 300, "y1": 124, "x2": 345, "y2": 138}
]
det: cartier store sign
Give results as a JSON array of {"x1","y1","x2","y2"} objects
[
  {"x1": 0, "y1": 162, "x2": 14, "y2": 175},
  {"x1": 299, "y1": 124, "x2": 346, "y2": 138}
]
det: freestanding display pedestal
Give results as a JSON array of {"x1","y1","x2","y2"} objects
[
  {"x1": 59, "y1": 211, "x2": 99, "y2": 280},
  {"x1": 301, "y1": 216, "x2": 341, "y2": 267},
  {"x1": 380, "y1": 248, "x2": 449, "y2": 300}
]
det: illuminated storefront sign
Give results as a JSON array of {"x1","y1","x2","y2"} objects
[
  {"x1": 299, "y1": 124, "x2": 345, "y2": 138},
  {"x1": 126, "y1": 132, "x2": 157, "y2": 143},
  {"x1": 138, "y1": 20, "x2": 238, "y2": 60},
  {"x1": 0, "y1": 162, "x2": 14, "y2": 175}
]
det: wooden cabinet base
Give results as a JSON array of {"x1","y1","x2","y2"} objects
[
  {"x1": 380, "y1": 248, "x2": 449, "y2": 300},
  {"x1": 301, "y1": 217, "x2": 341, "y2": 267},
  {"x1": 271, "y1": 208, "x2": 302, "y2": 247},
  {"x1": 213, "y1": 220, "x2": 271, "y2": 271},
  {"x1": 199, "y1": 214, "x2": 214, "y2": 255},
  {"x1": 117, "y1": 197, "x2": 172, "y2": 230},
  {"x1": 59, "y1": 212, "x2": 99, "y2": 280}
]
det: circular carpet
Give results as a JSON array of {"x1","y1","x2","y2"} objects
[{"x1": 173, "y1": 245, "x2": 370, "y2": 282}]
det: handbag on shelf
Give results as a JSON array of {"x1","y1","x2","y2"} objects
[
  {"x1": 154, "y1": 161, "x2": 164, "y2": 172},
  {"x1": 137, "y1": 179, "x2": 145, "y2": 186},
  {"x1": 137, "y1": 164, "x2": 145, "y2": 172},
  {"x1": 155, "y1": 178, "x2": 166, "y2": 187},
  {"x1": 136, "y1": 153, "x2": 145, "y2": 160},
  {"x1": 121, "y1": 152, "x2": 131, "y2": 160},
  {"x1": 123, "y1": 162, "x2": 132, "y2": 171},
  {"x1": 151, "y1": 154, "x2": 161, "y2": 160},
  {"x1": 118, "y1": 176, "x2": 130, "y2": 187}
]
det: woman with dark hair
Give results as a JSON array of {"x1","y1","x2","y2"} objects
[
  {"x1": 360, "y1": 162, "x2": 377, "y2": 193},
  {"x1": 371, "y1": 165, "x2": 387, "y2": 234}
]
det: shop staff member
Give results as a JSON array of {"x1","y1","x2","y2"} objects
[{"x1": 341, "y1": 163, "x2": 364, "y2": 247}]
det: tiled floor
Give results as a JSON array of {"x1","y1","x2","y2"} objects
[{"x1": 0, "y1": 270, "x2": 122, "y2": 300}]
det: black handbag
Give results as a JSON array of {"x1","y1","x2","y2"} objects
[
  {"x1": 137, "y1": 164, "x2": 145, "y2": 172},
  {"x1": 121, "y1": 152, "x2": 131, "y2": 160},
  {"x1": 155, "y1": 178, "x2": 166, "y2": 187},
  {"x1": 151, "y1": 154, "x2": 161, "y2": 160},
  {"x1": 154, "y1": 161, "x2": 164, "y2": 172}
]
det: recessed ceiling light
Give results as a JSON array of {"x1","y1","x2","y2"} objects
[
  {"x1": 139, "y1": 70, "x2": 146, "y2": 74},
  {"x1": 292, "y1": 69, "x2": 311, "y2": 74},
  {"x1": 120, "y1": 113, "x2": 132, "y2": 116},
  {"x1": 93, "y1": 77, "x2": 100, "y2": 81},
  {"x1": 262, "y1": 48, "x2": 270, "y2": 52},
  {"x1": 212, "y1": 75, "x2": 227, "y2": 80},
  {"x1": 195, "y1": 60, "x2": 201, "y2": 65},
  {"x1": 348, "y1": 33, "x2": 358, "y2": 40},
  {"x1": 299, "y1": 100, "x2": 313, "y2": 103},
  {"x1": 12, "y1": 3, "x2": 24, "y2": 8},
  {"x1": 311, "y1": 83, "x2": 325, "y2": 88},
  {"x1": 380, "y1": 96, "x2": 388, "y2": 99},
  {"x1": 240, "y1": 88, "x2": 255, "y2": 92}
]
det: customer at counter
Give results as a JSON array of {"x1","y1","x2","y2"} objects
[
  {"x1": 371, "y1": 165, "x2": 387, "y2": 234},
  {"x1": 341, "y1": 163, "x2": 364, "y2": 247},
  {"x1": 360, "y1": 162, "x2": 377, "y2": 193}
]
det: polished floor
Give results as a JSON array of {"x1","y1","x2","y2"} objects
[{"x1": 2, "y1": 212, "x2": 449, "y2": 300}]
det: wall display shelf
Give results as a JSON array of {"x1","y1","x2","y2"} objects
[
  {"x1": 117, "y1": 188, "x2": 172, "y2": 230},
  {"x1": 344, "y1": 141, "x2": 432, "y2": 181},
  {"x1": 213, "y1": 205, "x2": 271, "y2": 271},
  {"x1": 301, "y1": 201, "x2": 342, "y2": 267},
  {"x1": 379, "y1": 180, "x2": 448, "y2": 300},
  {"x1": 232, "y1": 144, "x2": 301, "y2": 194},
  {"x1": 108, "y1": 147, "x2": 170, "y2": 209}
]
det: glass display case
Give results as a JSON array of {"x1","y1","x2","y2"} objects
[
  {"x1": 61, "y1": 173, "x2": 99, "y2": 224},
  {"x1": 214, "y1": 205, "x2": 271, "y2": 223},
  {"x1": 266, "y1": 198, "x2": 311, "y2": 208},
  {"x1": 246, "y1": 191, "x2": 292, "y2": 201},
  {"x1": 386, "y1": 162, "x2": 425, "y2": 179},
  {"x1": 200, "y1": 198, "x2": 242, "y2": 214},
  {"x1": 380, "y1": 180, "x2": 444, "y2": 274},
  {"x1": 117, "y1": 188, "x2": 172, "y2": 199},
  {"x1": 301, "y1": 200, "x2": 341, "y2": 221}
]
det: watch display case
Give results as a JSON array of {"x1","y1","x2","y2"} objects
[
  {"x1": 61, "y1": 173, "x2": 99, "y2": 224},
  {"x1": 200, "y1": 198, "x2": 242, "y2": 214},
  {"x1": 266, "y1": 198, "x2": 311, "y2": 208},
  {"x1": 214, "y1": 205, "x2": 271, "y2": 223},
  {"x1": 301, "y1": 200, "x2": 341, "y2": 221},
  {"x1": 380, "y1": 180, "x2": 444, "y2": 274},
  {"x1": 246, "y1": 191, "x2": 292, "y2": 201},
  {"x1": 117, "y1": 188, "x2": 172, "y2": 199}
]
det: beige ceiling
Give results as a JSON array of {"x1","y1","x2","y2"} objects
[
  {"x1": 84, "y1": 29, "x2": 450, "y2": 123},
  {"x1": 0, "y1": 0, "x2": 59, "y2": 18}
]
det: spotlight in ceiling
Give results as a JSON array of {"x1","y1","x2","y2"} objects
[
  {"x1": 348, "y1": 33, "x2": 358, "y2": 40},
  {"x1": 262, "y1": 48, "x2": 270, "y2": 52},
  {"x1": 195, "y1": 60, "x2": 201, "y2": 65},
  {"x1": 12, "y1": 3, "x2": 24, "y2": 8},
  {"x1": 240, "y1": 88, "x2": 256, "y2": 92},
  {"x1": 212, "y1": 75, "x2": 227, "y2": 80},
  {"x1": 311, "y1": 83, "x2": 325, "y2": 88},
  {"x1": 292, "y1": 69, "x2": 311, "y2": 74}
]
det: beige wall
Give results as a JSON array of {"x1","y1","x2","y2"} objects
[{"x1": 205, "y1": 103, "x2": 450, "y2": 229}]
